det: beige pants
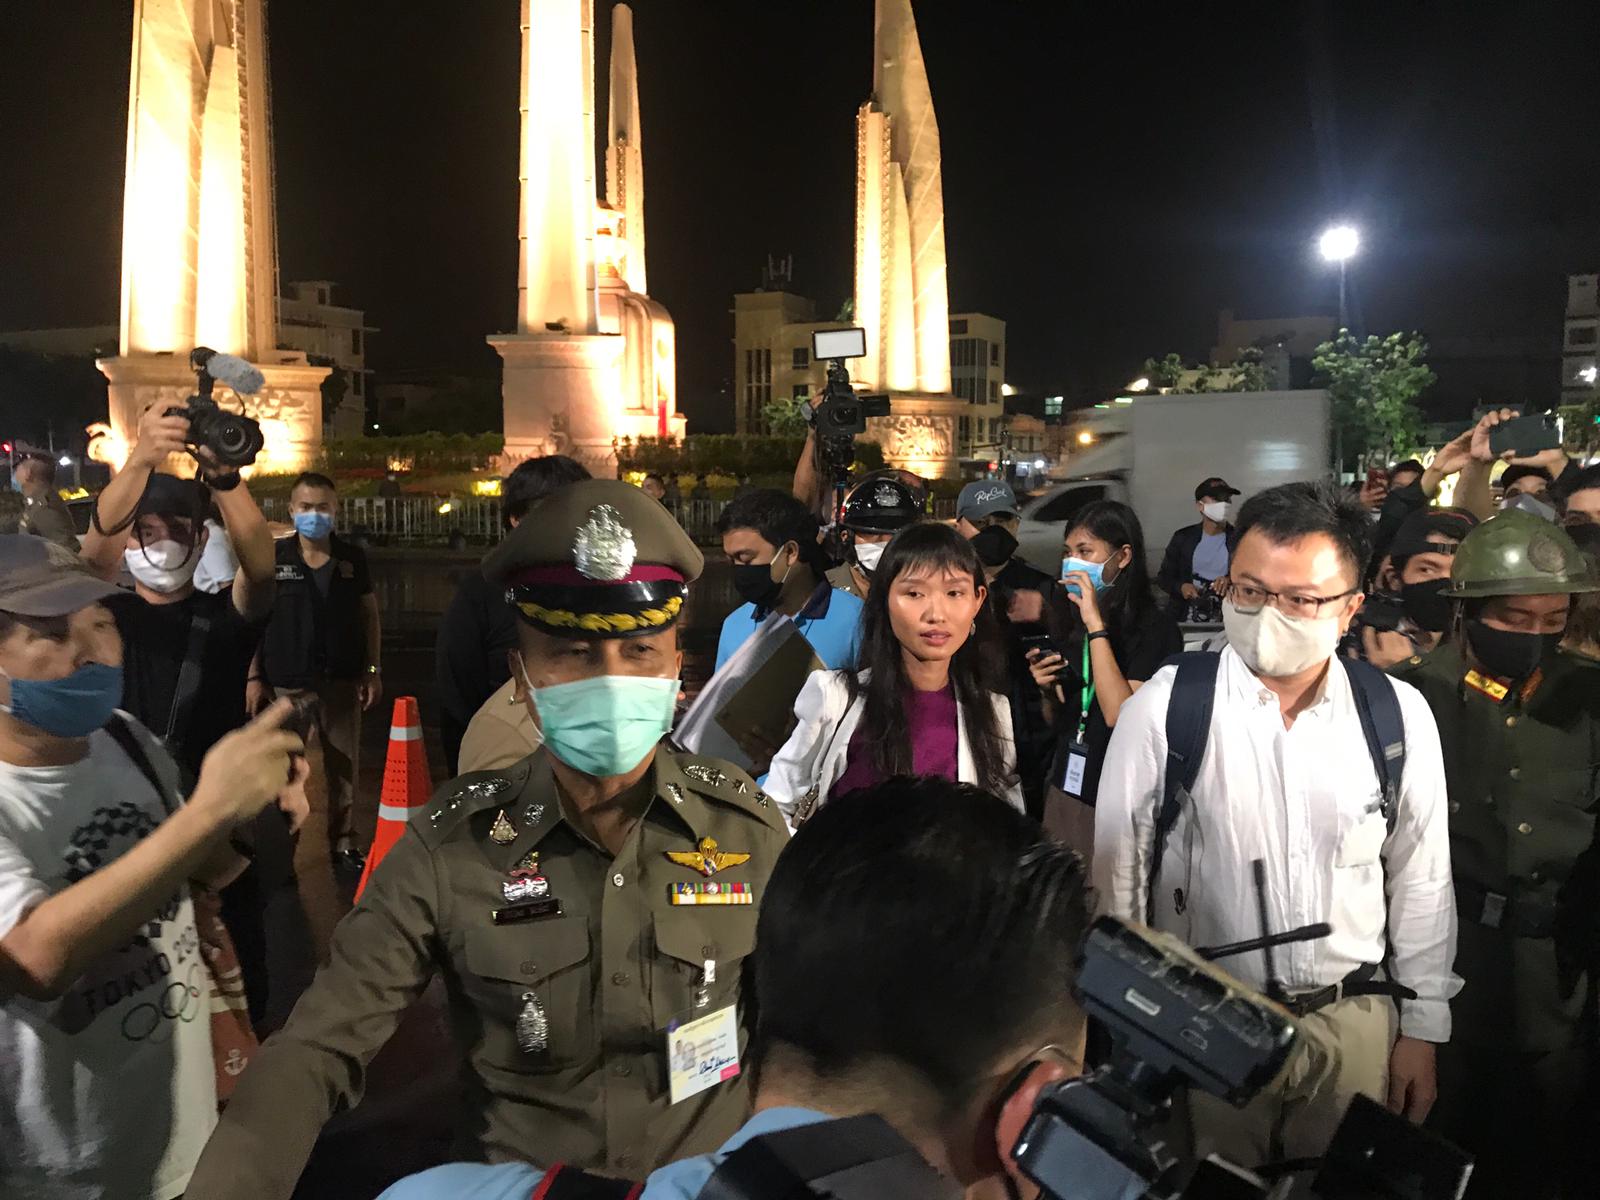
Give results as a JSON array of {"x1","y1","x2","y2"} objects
[
  {"x1": 282, "y1": 678, "x2": 367, "y2": 851},
  {"x1": 1190, "y1": 992, "x2": 1397, "y2": 1176}
]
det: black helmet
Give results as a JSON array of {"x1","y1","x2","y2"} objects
[{"x1": 841, "y1": 474, "x2": 923, "y2": 533}]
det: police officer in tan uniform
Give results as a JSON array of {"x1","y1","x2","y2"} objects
[
  {"x1": 188, "y1": 480, "x2": 788, "y2": 1198},
  {"x1": 458, "y1": 675, "x2": 541, "y2": 773}
]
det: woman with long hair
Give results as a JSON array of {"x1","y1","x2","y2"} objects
[
  {"x1": 1028, "y1": 500, "x2": 1181, "y2": 857},
  {"x1": 764, "y1": 522, "x2": 1021, "y2": 824}
]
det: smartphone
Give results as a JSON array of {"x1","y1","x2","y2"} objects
[
  {"x1": 1019, "y1": 633, "x2": 1061, "y2": 659},
  {"x1": 1489, "y1": 413, "x2": 1562, "y2": 458},
  {"x1": 1360, "y1": 593, "x2": 1405, "y2": 633},
  {"x1": 1364, "y1": 466, "x2": 1388, "y2": 492},
  {"x1": 282, "y1": 693, "x2": 321, "y2": 743}
]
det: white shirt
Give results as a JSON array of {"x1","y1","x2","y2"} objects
[
  {"x1": 0, "y1": 717, "x2": 217, "y2": 1199},
  {"x1": 1093, "y1": 646, "x2": 1460, "y2": 1042}
]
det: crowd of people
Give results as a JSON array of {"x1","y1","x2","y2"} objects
[{"x1": 0, "y1": 399, "x2": 1597, "y2": 1200}]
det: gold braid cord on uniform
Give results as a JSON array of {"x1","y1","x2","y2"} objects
[{"x1": 516, "y1": 594, "x2": 683, "y2": 634}]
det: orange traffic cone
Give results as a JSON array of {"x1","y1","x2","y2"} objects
[{"x1": 355, "y1": 697, "x2": 432, "y2": 901}]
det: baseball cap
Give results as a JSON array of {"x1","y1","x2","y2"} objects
[
  {"x1": 1195, "y1": 477, "x2": 1240, "y2": 502},
  {"x1": 0, "y1": 535, "x2": 121, "y2": 618},
  {"x1": 1387, "y1": 508, "x2": 1477, "y2": 560},
  {"x1": 957, "y1": 480, "x2": 1017, "y2": 521}
]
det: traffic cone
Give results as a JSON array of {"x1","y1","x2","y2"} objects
[{"x1": 355, "y1": 697, "x2": 432, "y2": 901}]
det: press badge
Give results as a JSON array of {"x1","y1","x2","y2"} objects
[
  {"x1": 666, "y1": 1004, "x2": 741, "y2": 1105},
  {"x1": 1061, "y1": 741, "x2": 1089, "y2": 798}
]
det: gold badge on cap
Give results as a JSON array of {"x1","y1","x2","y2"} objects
[
  {"x1": 666, "y1": 837, "x2": 751, "y2": 877},
  {"x1": 573, "y1": 504, "x2": 636, "y2": 581}
]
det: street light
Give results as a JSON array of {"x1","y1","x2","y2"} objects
[{"x1": 1319, "y1": 224, "x2": 1360, "y2": 330}]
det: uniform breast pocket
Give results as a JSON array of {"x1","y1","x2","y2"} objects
[
  {"x1": 1529, "y1": 764, "x2": 1599, "y2": 811},
  {"x1": 464, "y1": 918, "x2": 593, "y2": 1071},
  {"x1": 650, "y1": 912, "x2": 758, "y2": 1030},
  {"x1": 1336, "y1": 808, "x2": 1388, "y2": 868}
]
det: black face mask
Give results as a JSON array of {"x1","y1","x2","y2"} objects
[
  {"x1": 971, "y1": 525, "x2": 1018, "y2": 568},
  {"x1": 1400, "y1": 579, "x2": 1452, "y2": 632},
  {"x1": 732, "y1": 552, "x2": 788, "y2": 610},
  {"x1": 1465, "y1": 619, "x2": 1558, "y2": 681}
]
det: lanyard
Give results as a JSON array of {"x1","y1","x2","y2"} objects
[{"x1": 1075, "y1": 638, "x2": 1096, "y2": 741}]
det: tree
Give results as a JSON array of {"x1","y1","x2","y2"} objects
[
  {"x1": 1142, "y1": 353, "x2": 1186, "y2": 390},
  {"x1": 760, "y1": 396, "x2": 811, "y2": 437},
  {"x1": 1312, "y1": 330, "x2": 1435, "y2": 469}
]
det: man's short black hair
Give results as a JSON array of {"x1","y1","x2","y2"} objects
[
  {"x1": 1500, "y1": 464, "x2": 1553, "y2": 490},
  {"x1": 1563, "y1": 465, "x2": 1600, "y2": 501},
  {"x1": 1388, "y1": 459, "x2": 1425, "y2": 482},
  {"x1": 503, "y1": 455, "x2": 591, "y2": 528},
  {"x1": 715, "y1": 488, "x2": 821, "y2": 561},
  {"x1": 1234, "y1": 479, "x2": 1372, "y2": 584},
  {"x1": 748, "y1": 777, "x2": 1089, "y2": 1109},
  {"x1": 292, "y1": 471, "x2": 338, "y2": 494},
  {"x1": 19, "y1": 453, "x2": 56, "y2": 486}
]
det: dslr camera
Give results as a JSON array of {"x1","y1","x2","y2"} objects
[
  {"x1": 166, "y1": 347, "x2": 267, "y2": 468},
  {"x1": 809, "y1": 328, "x2": 890, "y2": 440}
]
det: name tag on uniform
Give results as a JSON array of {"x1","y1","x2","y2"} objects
[
  {"x1": 666, "y1": 1004, "x2": 740, "y2": 1105},
  {"x1": 1060, "y1": 740, "x2": 1089, "y2": 798},
  {"x1": 275, "y1": 564, "x2": 304, "y2": 582}
]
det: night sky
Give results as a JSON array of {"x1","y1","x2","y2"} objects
[{"x1": 3, "y1": 1, "x2": 1597, "y2": 431}]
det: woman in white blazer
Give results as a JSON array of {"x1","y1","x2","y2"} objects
[{"x1": 765, "y1": 522, "x2": 1023, "y2": 825}]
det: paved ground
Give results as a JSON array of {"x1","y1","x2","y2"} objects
[{"x1": 252, "y1": 550, "x2": 732, "y2": 1197}]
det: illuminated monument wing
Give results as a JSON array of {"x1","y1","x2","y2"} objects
[
  {"x1": 853, "y1": 0, "x2": 961, "y2": 478},
  {"x1": 491, "y1": 0, "x2": 683, "y2": 478},
  {"x1": 96, "y1": 0, "x2": 327, "y2": 474}
]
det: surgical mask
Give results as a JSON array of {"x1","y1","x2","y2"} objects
[
  {"x1": 293, "y1": 511, "x2": 334, "y2": 540},
  {"x1": 523, "y1": 666, "x2": 679, "y2": 777},
  {"x1": 1400, "y1": 579, "x2": 1452, "y2": 632},
  {"x1": 1061, "y1": 555, "x2": 1117, "y2": 596},
  {"x1": 732, "y1": 549, "x2": 791, "y2": 610},
  {"x1": 1222, "y1": 596, "x2": 1341, "y2": 677},
  {"x1": 1, "y1": 661, "x2": 125, "y2": 738},
  {"x1": 853, "y1": 540, "x2": 885, "y2": 574},
  {"x1": 124, "y1": 539, "x2": 200, "y2": 594},
  {"x1": 970, "y1": 525, "x2": 1018, "y2": 567},
  {"x1": 1465, "y1": 620, "x2": 1555, "y2": 681},
  {"x1": 1202, "y1": 501, "x2": 1230, "y2": 523},
  {"x1": 1500, "y1": 492, "x2": 1558, "y2": 523}
]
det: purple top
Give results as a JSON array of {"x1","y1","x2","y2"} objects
[{"x1": 831, "y1": 683, "x2": 959, "y2": 799}]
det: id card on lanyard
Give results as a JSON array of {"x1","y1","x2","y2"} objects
[{"x1": 1060, "y1": 639, "x2": 1093, "y2": 798}]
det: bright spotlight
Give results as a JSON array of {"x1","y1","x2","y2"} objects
[
  {"x1": 1319, "y1": 225, "x2": 1359, "y2": 263},
  {"x1": 1580, "y1": 365, "x2": 1598, "y2": 385},
  {"x1": 58, "y1": 455, "x2": 72, "y2": 467},
  {"x1": 1127, "y1": 377, "x2": 1150, "y2": 393},
  {"x1": 1077, "y1": 430, "x2": 1094, "y2": 446}
]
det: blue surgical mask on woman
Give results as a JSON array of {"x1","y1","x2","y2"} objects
[
  {"x1": 521, "y1": 664, "x2": 679, "y2": 777},
  {"x1": 293, "y1": 511, "x2": 333, "y2": 540},
  {"x1": 0, "y1": 661, "x2": 125, "y2": 738}
]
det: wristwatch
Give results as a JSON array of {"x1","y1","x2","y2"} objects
[{"x1": 205, "y1": 470, "x2": 243, "y2": 492}]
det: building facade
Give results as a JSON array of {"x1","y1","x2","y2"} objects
[
  {"x1": 950, "y1": 312, "x2": 1005, "y2": 459},
  {"x1": 277, "y1": 280, "x2": 374, "y2": 438},
  {"x1": 1563, "y1": 273, "x2": 1599, "y2": 405}
]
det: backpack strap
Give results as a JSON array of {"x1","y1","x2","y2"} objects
[
  {"x1": 105, "y1": 713, "x2": 178, "y2": 818},
  {"x1": 1342, "y1": 658, "x2": 1407, "y2": 834},
  {"x1": 1148, "y1": 651, "x2": 1220, "y2": 924},
  {"x1": 532, "y1": 1165, "x2": 643, "y2": 1200}
]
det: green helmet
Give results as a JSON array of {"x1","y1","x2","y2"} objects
[{"x1": 1446, "y1": 508, "x2": 1600, "y2": 598}]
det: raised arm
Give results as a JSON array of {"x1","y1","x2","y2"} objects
[{"x1": 80, "y1": 404, "x2": 192, "y2": 581}]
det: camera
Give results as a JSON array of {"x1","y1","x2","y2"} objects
[
  {"x1": 809, "y1": 328, "x2": 890, "y2": 444},
  {"x1": 698, "y1": 916, "x2": 1474, "y2": 1200},
  {"x1": 165, "y1": 347, "x2": 267, "y2": 468}
]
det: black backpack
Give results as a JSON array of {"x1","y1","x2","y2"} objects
[{"x1": 1145, "y1": 652, "x2": 1407, "y2": 924}]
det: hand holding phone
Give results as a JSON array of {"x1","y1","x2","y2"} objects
[{"x1": 1489, "y1": 413, "x2": 1563, "y2": 459}]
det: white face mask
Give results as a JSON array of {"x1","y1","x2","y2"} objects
[
  {"x1": 1202, "y1": 501, "x2": 1230, "y2": 523},
  {"x1": 854, "y1": 540, "x2": 885, "y2": 573},
  {"x1": 124, "y1": 539, "x2": 200, "y2": 594},
  {"x1": 1222, "y1": 596, "x2": 1341, "y2": 678}
]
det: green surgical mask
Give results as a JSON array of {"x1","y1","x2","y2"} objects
[{"x1": 522, "y1": 663, "x2": 679, "y2": 778}]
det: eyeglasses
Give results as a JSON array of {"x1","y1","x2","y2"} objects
[{"x1": 1222, "y1": 578, "x2": 1357, "y2": 619}]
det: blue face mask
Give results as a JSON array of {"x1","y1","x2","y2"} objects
[
  {"x1": 1061, "y1": 556, "x2": 1113, "y2": 596},
  {"x1": 293, "y1": 511, "x2": 333, "y2": 540},
  {"x1": 525, "y1": 669, "x2": 679, "y2": 778},
  {"x1": 1, "y1": 661, "x2": 124, "y2": 738}
]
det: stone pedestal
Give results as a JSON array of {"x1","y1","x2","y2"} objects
[
  {"x1": 95, "y1": 353, "x2": 329, "y2": 475},
  {"x1": 864, "y1": 393, "x2": 964, "y2": 479},
  {"x1": 489, "y1": 331, "x2": 628, "y2": 478}
]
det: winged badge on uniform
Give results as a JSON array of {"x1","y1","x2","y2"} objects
[{"x1": 666, "y1": 837, "x2": 751, "y2": 877}]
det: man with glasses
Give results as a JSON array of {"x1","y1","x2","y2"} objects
[{"x1": 1095, "y1": 481, "x2": 1457, "y2": 1171}]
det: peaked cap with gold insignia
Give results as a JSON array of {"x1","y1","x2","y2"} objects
[{"x1": 483, "y1": 478, "x2": 704, "y2": 639}]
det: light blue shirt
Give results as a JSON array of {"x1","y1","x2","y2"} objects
[
  {"x1": 1191, "y1": 530, "x2": 1230, "y2": 583},
  {"x1": 714, "y1": 583, "x2": 864, "y2": 673},
  {"x1": 377, "y1": 1107, "x2": 834, "y2": 1200}
]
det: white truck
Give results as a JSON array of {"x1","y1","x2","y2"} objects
[{"x1": 1015, "y1": 389, "x2": 1332, "y2": 577}]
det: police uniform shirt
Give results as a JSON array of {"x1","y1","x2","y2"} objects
[{"x1": 187, "y1": 748, "x2": 788, "y2": 1198}]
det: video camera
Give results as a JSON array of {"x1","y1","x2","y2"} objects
[
  {"x1": 165, "y1": 347, "x2": 267, "y2": 468},
  {"x1": 697, "y1": 913, "x2": 1473, "y2": 1200},
  {"x1": 807, "y1": 330, "x2": 891, "y2": 521}
]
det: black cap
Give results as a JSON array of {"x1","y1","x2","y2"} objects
[
  {"x1": 0, "y1": 535, "x2": 121, "y2": 617},
  {"x1": 1195, "y1": 477, "x2": 1240, "y2": 501},
  {"x1": 1388, "y1": 508, "x2": 1477, "y2": 560},
  {"x1": 841, "y1": 476, "x2": 923, "y2": 532}
]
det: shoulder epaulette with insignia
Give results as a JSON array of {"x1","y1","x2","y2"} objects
[
  {"x1": 671, "y1": 753, "x2": 786, "y2": 833},
  {"x1": 416, "y1": 760, "x2": 533, "y2": 848}
]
